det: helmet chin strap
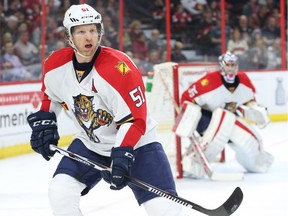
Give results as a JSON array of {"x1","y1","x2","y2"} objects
[
  {"x1": 69, "y1": 36, "x2": 101, "y2": 60},
  {"x1": 74, "y1": 48, "x2": 92, "y2": 59}
]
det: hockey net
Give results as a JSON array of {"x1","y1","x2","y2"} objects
[{"x1": 146, "y1": 62, "x2": 219, "y2": 178}]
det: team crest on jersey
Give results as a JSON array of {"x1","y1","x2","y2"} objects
[
  {"x1": 115, "y1": 61, "x2": 130, "y2": 75},
  {"x1": 200, "y1": 78, "x2": 209, "y2": 87},
  {"x1": 72, "y1": 94, "x2": 113, "y2": 143},
  {"x1": 224, "y1": 102, "x2": 237, "y2": 113}
]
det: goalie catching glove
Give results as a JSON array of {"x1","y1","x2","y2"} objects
[
  {"x1": 101, "y1": 146, "x2": 134, "y2": 190},
  {"x1": 27, "y1": 110, "x2": 60, "y2": 161},
  {"x1": 236, "y1": 102, "x2": 270, "y2": 128}
]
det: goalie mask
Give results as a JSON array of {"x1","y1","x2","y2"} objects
[
  {"x1": 219, "y1": 52, "x2": 238, "y2": 83},
  {"x1": 63, "y1": 4, "x2": 104, "y2": 57}
]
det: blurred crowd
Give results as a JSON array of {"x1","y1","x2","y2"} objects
[{"x1": 0, "y1": 0, "x2": 286, "y2": 82}]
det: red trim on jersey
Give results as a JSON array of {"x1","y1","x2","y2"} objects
[
  {"x1": 40, "y1": 93, "x2": 51, "y2": 112},
  {"x1": 95, "y1": 47, "x2": 147, "y2": 147},
  {"x1": 181, "y1": 71, "x2": 222, "y2": 104}
]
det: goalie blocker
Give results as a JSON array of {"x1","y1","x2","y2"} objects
[{"x1": 174, "y1": 103, "x2": 274, "y2": 176}]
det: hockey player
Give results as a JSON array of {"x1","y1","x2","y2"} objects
[
  {"x1": 27, "y1": 4, "x2": 183, "y2": 216},
  {"x1": 174, "y1": 51, "x2": 274, "y2": 178}
]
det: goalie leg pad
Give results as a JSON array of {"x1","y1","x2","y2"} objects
[
  {"x1": 229, "y1": 117, "x2": 274, "y2": 173},
  {"x1": 173, "y1": 102, "x2": 201, "y2": 137},
  {"x1": 143, "y1": 197, "x2": 184, "y2": 216},
  {"x1": 202, "y1": 108, "x2": 236, "y2": 161},
  {"x1": 49, "y1": 174, "x2": 86, "y2": 216}
]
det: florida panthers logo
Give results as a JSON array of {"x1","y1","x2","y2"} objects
[
  {"x1": 72, "y1": 94, "x2": 113, "y2": 143},
  {"x1": 224, "y1": 102, "x2": 237, "y2": 113}
]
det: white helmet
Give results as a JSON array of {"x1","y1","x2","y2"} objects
[
  {"x1": 219, "y1": 52, "x2": 238, "y2": 83},
  {"x1": 63, "y1": 4, "x2": 104, "y2": 56}
]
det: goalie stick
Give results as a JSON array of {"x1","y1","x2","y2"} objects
[
  {"x1": 190, "y1": 132, "x2": 244, "y2": 181},
  {"x1": 50, "y1": 145, "x2": 243, "y2": 216}
]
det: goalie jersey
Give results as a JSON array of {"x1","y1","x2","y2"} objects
[
  {"x1": 181, "y1": 71, "x2": 256, "y2": 113},
  {"x1": 40, "y1": 46, "x2": 159, "y2": 156}
]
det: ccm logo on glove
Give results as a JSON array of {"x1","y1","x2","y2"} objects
[{"x1": 32, "y1": 119, "x2": 57, "y2": 127}]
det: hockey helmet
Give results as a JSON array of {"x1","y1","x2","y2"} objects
[
  {"x1": 63, "y1": 4, "x2": 104, "y2": 51},
  {"x1": 218, "y1": 52, "x2": 238, "y2": 83}
]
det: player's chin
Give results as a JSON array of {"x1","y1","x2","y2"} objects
[{"x1": 83, "y1": 48, "x2": 96, "y2": 56}]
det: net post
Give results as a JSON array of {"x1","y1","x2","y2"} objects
[{"x1": 173, "y1": 64, "x2": 183, "y2": 178}]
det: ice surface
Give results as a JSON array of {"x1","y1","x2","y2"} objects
[{"x1": 0, "y1": 122, "x2": 287, "y2": 216}]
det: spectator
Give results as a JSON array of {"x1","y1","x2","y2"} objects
[
  {"x1": 210, "y1": 19, "x2": 231, "y2": 56},
  {"x1": 237, "y1": 15, "x2": 253, "y2": 45},
  {"x1": 2, "y1": 32, "x2": 13, "y2": 44},
  {"x1": 138, "y1": 50, "x2": 160, "y2": 75},
  {"x1": 126, "y1": 51, "x2": 149, "y2": 75},
  {"x1": 172, "y1": 4, "x2": 192, "y2": 42},
  {"x1": 160, "y1": 50, "x2": 168, "y2": 62},
  {"x1": 253, "y1": 4, "x2": 269, "y2": 28},
  {"x1": 264, "y1": 0, "x2": 279, "y2": 17},
  {"x1": 150, "y1": 0, "x2": 166, "y2": 31},
  {"x1": 14, "y1": 30, "x2": 39, "y2": 65},
  {"x1": 123, "y1": 19, "x2": 143, "y2": 50},
  {"x1": 105, "y1": 0, "x2": 119, "y2": 29},
  {"x1": 271, "y1": 7, "x2": 281, "y2": 26},
  {"x1": 262, "y1": 16, "x2": 280, "y2": 47},
  {"x1": 196, "y1": 8, "x2": 216, "y2": 55},
  {"x1": 171, "y1": 41, "x2": 187, "y2": 63},
  {"x1": 5, "y1": 0, "x2": 19, "y2": 16},
  {"x1": 147, "y1": 29, "x2": 164, "y2": 54},
  {"x1": 227, "y1": 27, "x2": 249, "y2": 69},
  {"x1": 242, "y1": 0, "x2": 259, "y2": 18},
  {"x1": 102, "y1": 16, "x2": 119, "y2": 49},
  {"x1": 246, "y1": 29, "x2": 268, "y2": 69},
  {"x1": 2, "y1": 41, "x2": 32, "y2": 81},
  {"x1": 2, "y1": 15, "x2": 19, "y2": 42},
  {"x1": 17, "y1": 21, "x2": 29, "y2": 33},
  {"x1": 209, "y1": 0, "x2": 221, "y2": 22},
  {"x1": 266, "y1": 38, "x2": 281, "y2": 69},
  {"x1": 132, "y1": 31, "x2": 148, "y2": 60}
]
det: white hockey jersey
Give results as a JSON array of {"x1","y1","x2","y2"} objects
[
  {"x1": 181, "y1": 71, "x2": 256, "y2": 113},
  {"x1": 40, "y1": 46, "x2": 159, "y2": 156}
]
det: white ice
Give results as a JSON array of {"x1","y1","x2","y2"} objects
[{"x1": 0, "y1": 122, "x2": 287, "y2": 216}]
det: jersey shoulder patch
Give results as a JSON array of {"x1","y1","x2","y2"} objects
[
  {"x1": 95, "y1": 46, "x2": 139, "y2": 80},
  {"x1": 196, "y1": 71, "x2": 222, "y2": 93}
]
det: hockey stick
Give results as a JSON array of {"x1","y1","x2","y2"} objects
[
  {"x1": 190, "y1": 132, "x2": 244, "y2": 181},
  {"x1": 50, "y1": 145, "x2": 243, "y2": 216}
]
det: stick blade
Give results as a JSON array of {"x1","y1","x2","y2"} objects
[{"x1": 208, "y1": 187, "x2": 244, "y2": 216}]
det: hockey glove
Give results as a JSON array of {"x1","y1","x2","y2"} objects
[
  {"x1": 27, "y1": 110, "x2": 60, "y2": 161},
  {"x1": 101, "y1": 146, "x2": 134, "y2": 190}
]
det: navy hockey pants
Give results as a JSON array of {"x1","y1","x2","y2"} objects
[{"x1": 53, "y1": 139, "x2": 177, "y2": 205}]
